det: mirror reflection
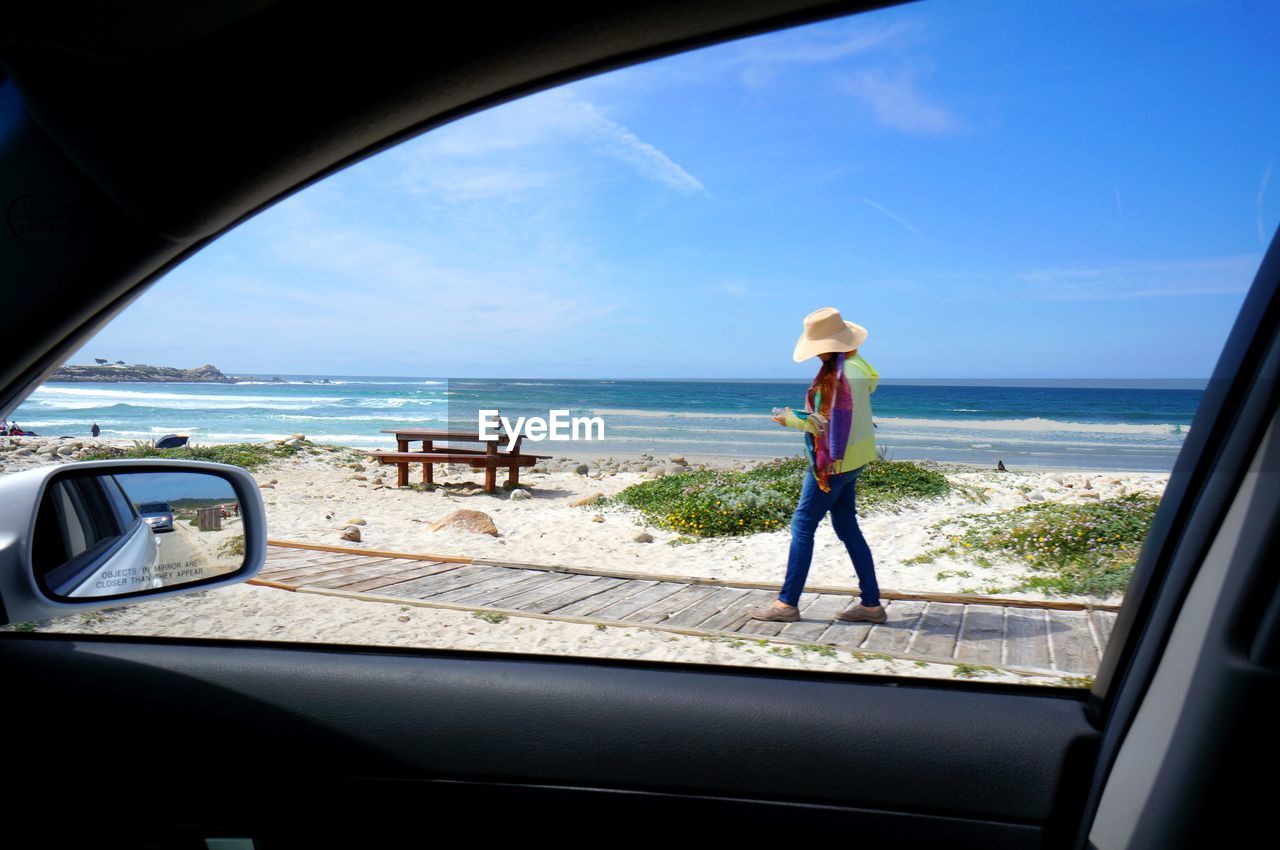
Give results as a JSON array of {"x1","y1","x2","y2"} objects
[{"x1": 32, "y1": 470, "x2": 246, "y2": 599}]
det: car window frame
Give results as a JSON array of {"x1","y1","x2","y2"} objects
[{"x1": 2, "y1": 0, "x2": 1275, "y2": 708}]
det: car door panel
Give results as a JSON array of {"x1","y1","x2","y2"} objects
[{"x1": 0, "y1": 635, "x2": 1097, "y2": 845}]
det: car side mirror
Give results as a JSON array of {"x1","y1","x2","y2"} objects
[{"x1": 0, "y1": 459, "x2": 266, "y2": 624}]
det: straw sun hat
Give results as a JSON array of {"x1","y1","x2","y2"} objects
[{"x1": 792, "y1": 307, "x2": 868, "y2": 362}]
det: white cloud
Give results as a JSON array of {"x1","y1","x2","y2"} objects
[
  {"x1": 565, "y1": 97, "x2": 706, "y2": 194},
  {"x1": 729, "y1": 20, "x2": 914, "y2": 88},
  {"x1": 843, "y1": 68, "x2": 959, "y2": 135},
  {"x1": 397, "y1": 88, "x2": 705, "y2": 198}
]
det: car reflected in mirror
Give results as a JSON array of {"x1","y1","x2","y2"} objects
[
  {"x1": 0, "y1": 459, "x2": 265, "y2": 623},
  {"x1": 32, "y1": 470, "x2": 247, "y2": 599}
]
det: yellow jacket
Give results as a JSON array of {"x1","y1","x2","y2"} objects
[{"x1": 783, "y1": 352, "x2": 880, "y2": 473}]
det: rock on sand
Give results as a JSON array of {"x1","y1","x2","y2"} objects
[{"x1": 430, "y1": 509, "x2": 499, "y2": 537}]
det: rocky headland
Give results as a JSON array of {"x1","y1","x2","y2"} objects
[{"x1": 48, "y1": 363, "x2": 280, "y2": 383}]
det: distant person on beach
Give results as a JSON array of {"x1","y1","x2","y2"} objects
[
  {"x1": 91, "y1": 422, "x2": 100, "y2": 437},
  {"x1": 750, "y1": 307, "x2": 886, "y2": 624}
]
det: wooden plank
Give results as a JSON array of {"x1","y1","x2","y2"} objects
[
  {"x1": 291, "y1": 557, "x2": 424, "y2": 577},
  {"x1": 371, "y1": 452, "x2": 539, "y2": 467},
  {"x1": 375, "y1": 565, "x2": 505, "y2": 599},
  {"x1": 818, "y1": 618, "x2": 874, "y2": 650},
  {"x1": 954, "y1": 604, "x2": 1006, "y2": 666},
  {"x1": 698, "y1": 589, "x2": 779, "y2": 632},
  {"x1": 1047, "y1": 609, "x2": 1100, "y2": 674},
  {"x1": 426, "y1": 569, "x2": 550, "y2": 604},
  {"x1": 628, "y1": 585, "x2": 722, "y2": 625},
  {"x1": 246, "y1": 578, "x2": 296, "y2": 590},
  {"x1": 261, "y1": 557, "x2": 405, "y2": 584},
  {"x1": 260, "y1": 559, "x2": 381, "y2": 582},
  {"x1": 304, "y1": 560, "x2": 450, "y2": 588},
  {"x1": 486, "y1": 573, "x2": 597, "y2": 609},
  {"x1": 554, "y1": 580, "x2": 659, "y2": 617},
  {"x1": 777, "y1": 593, "x2": 856, "y2": 642},
  {"x1": 738, "y1": 592, "x2": 819, "y2": 637},
  {"x1": 477, "y1": 555, "x2": 1123, "y2": 612},
  {"x1": 1004, "y1": 607, "x2": 1052, "y2": 670},
  {"x1": 522, "y1": 576, "x2": 629, "y2": 614},
  {"x1": 260, "y1": 557, "x2": 402, "y2": 583},
  {"x1": 591, "y1": 582, "x2": 691, "y2": 621},
  {"x1": 447, "y1": 571, "x2": 564, "y2": 606},
  {"x1": 402, "y1": 565, "x2": 520, "y2": 599},
  {"x1": 261, "y1": 553, "x2": 360, "y2": 572},
  {"x1": 331, "y1": 563, "x2": 465, "y2": 593},
  {"x1": 380, "y1": 428, "x2": 508, "y2": 440},
  {"x1": 295, "y1": 585, "x2": 1062, "y2": 678},
  {"x1": 859, "y1": 600, "x2": 927, "y2": 653},
  {"x1": 662, "y1": 587, "x2": 754, "y2": 629},
  {"x1": 907, "y1": 602, "x2": 965, "y2": 660}
]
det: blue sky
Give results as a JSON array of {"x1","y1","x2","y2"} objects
[{"x1": 73, "y1": 0, "x2": 1280, "y2": 380}]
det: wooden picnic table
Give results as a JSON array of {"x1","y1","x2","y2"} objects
[{"x1": 373, "y1": 426, "x2": 550, "y2": 492}]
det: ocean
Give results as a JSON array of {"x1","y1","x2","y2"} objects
[{"x1": 9, "y1": 376, "x2": 1203, "y2": 472}]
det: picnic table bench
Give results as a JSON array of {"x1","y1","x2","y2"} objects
[{"x1": 371, "y1": 427, "x2": 551, "y2": 493}]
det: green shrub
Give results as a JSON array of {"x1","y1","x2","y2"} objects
[
  {"x1": 217, "y1": 534, "x2": 246, "y2": 558},
  {"x1": 81, "y1": 441, "x2": 306, "y2": 470},
  {"x1": 919, "y1": 492, "x2": 1161, "y2": 598},
  {"x1": 604, "y1": 457, "x2": 949, "y2": 539}
]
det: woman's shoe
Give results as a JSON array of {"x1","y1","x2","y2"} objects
[
  {"x1": 748, "y1": 602, "x2": 800, "y2": 622},
  {"x1": 835, "y1": 603, "x2": 887, "y2": 624}
]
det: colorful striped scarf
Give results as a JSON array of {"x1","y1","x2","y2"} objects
[{"x1": 801, "y1": 350, "x2": 854, "y2": 493}]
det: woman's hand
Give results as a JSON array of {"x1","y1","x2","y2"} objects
[{"x1": 770, "y1": 406, "x2": 792, "y2": 425}]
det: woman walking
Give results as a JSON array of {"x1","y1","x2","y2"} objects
[{"x1": 749, "y1": 307, "x2": 886, "y2": 624}]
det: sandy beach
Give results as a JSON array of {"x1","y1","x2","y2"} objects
[
  {"x1": 1, "y1": 436, "x2": 1167, "y2": 684},
  {"x1": 252, "y1": 446, "x2": 1165, "y2": 604}
]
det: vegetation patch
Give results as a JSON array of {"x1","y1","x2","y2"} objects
[
  {"x1": 912, "y1": 493, "x2": 1161, "y2": 598},
  {"x1": 601, "y1": 457, "x2": 950, "y2": 539},
  {"x1": 216, "y1": 535, "x2": 246, "y2": 558},
  {"x1": 472, "y1": 610, "x2": 509, "y2": 624},
  {"x1": 1056, "y1": 675, "x2": 1095, "y2": 689},
  {"x1": 81, "y1": 440, "x2": 306, "y2": 471}
]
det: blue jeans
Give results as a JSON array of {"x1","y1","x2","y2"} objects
[{"x1": 779, "y1": 464, "x2": 880, "y2": 608}]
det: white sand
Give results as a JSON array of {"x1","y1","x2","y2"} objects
[{"x1": 2, "y1": 437, "x2": 1165, "y2": 684}]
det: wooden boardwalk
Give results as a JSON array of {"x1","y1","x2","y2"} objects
[{"x1": 255, "y1": 541, "x2": 1121, "y2": 678}]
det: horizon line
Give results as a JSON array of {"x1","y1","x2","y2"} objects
[{"x1": 233, "y1": 372, "x2": 1210, "y2": 387}]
